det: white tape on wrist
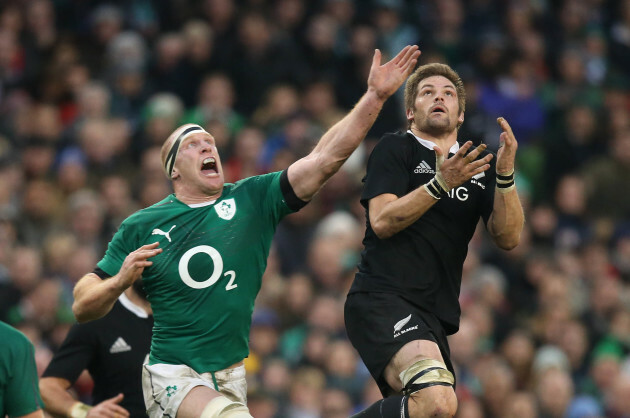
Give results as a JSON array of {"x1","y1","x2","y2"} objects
[{"x1": 69, "y1": 402, "x2": 92, "y2": 418}]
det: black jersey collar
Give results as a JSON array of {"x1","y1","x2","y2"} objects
[{"x1": 407, "y1": 130, "x2": 460, "y2": 154}]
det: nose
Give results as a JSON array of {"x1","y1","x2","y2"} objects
[{"x1": 434, "y1": 94, "x2": 444, "y2": 102}]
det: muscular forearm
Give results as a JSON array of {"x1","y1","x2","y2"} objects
[
  {"x1": 314, "y1": 89, "x2": 384, "y2": 162},
  {"x1": 372, "y1": 187, "x2": 439, "y2": 239},
  {"x1": 72, "y1": 273, "x2": 124, "y2": 323},
  {"x1": 291, "y1": 91, "x2": 385, "y2": 200},
  {"x1": 289, "y1": 46, "x2": 419, "y2": 201},
  {"x1": 488, "y1": 188, "x2": 524, "y2": 250},
  {"x1": 39, "y1": 377, "x2": 80, "y2": 417}
]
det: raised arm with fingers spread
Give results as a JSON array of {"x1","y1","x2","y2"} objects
[
  {"x1": 487, "y1": 117, "x2": 524, "y2": 249},
  {"x1": 287, "y1": 45, "x2": 421, "y2": 201},
  {"x1": 72, "y1": 242, "x2": 161, "y2": 322}
]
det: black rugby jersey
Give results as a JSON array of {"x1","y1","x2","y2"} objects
[
  {"x1": 349, "y1": 131, "x2": 496, "y2": 334},
  {"x1": 43, "y1": 295, "x2": 152, "y2": 417}
]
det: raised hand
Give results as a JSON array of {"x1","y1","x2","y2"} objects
[
  {"x1": 116, "y1": 242, "x2": 161, "y2": 290},
  {"x1": 86, "y1": 393, "x2": 129, "y2": 418},
  {"x1": 435, "y1": 141, "x2": 493, "y2": 190},
  {"x1": 368, "y1": 45, "x2": 421, "y2": 101},
  {"x1": 496, "y1": 117, "x2": 518, "y2": 175}
]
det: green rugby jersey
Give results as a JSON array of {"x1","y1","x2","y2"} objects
[
  {"x1": 97, "y1": 171, "x2": 294, "y2": 373},
  {"x1": 0, "y1": 321, "x2": 44, "y2": 417}
]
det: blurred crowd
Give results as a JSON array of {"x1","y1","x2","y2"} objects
[{"x1": 0, "y1": 0, "x2": 629, "y2": 417}]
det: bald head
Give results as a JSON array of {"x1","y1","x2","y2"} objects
[{"x1": 160, "y1": 123, "x2": 207, "y2": 178}]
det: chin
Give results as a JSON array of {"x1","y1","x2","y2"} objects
[{"x1": 423, "y1": 123, "x2": 453, "y2": 136}]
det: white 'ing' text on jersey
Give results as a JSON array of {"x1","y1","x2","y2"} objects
[{"x1": 446, "y1": 187, "x2": 469, "y2": 201}]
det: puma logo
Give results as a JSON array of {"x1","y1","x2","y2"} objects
[{"x1": 152, "y1": 225, "x2": 176, "y2": 242}]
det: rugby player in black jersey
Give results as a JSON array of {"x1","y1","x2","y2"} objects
[
  {"x1": 40, "y1": 281, "x2": 152, "y2": 418},
  {"x1": 346, "y1": 63, "x2": 524, "y2": 418}
]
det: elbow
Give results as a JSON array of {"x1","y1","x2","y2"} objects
[
  {"x1": 72, "y1": 300, "x2": 92, "y2": 323},
  {"x1": 372, "y1": 220, "x2": 395, "y2": 240},
  {"x1": 495, "y1": 234, "x2": 521, "y2": 251}
]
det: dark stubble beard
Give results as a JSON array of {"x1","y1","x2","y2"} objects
[{"x1": 413, "y1": 110, "x2": 456, "y2": 137}]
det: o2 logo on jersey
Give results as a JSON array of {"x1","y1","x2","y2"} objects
[{"x1": 178, "y1": 245, "x2": 237, "y2": 290}]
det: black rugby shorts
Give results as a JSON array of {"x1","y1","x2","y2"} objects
[{"x1": 344, "y1": 292, "x2": 455, "y2": 396}]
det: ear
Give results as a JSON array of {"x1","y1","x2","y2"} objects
[
  {"x1": 458, "y1": 112, "x2": 464, "y2": 124},
  {"x1": 171, "y1": 168, "x2": 180, "y2": 180},
  {"x1": 406, "y1": 108, "x2": 415, "y2": 122}
]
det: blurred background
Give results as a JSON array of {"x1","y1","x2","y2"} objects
[{"x1": 0, "y1": 0, "x2": 629, "y2": 417}]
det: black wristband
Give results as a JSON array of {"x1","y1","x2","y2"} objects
[
  {"x1": 496, "y1": 172, "x2": 514, "y2": 182},
  {"x1": 496, "y1": 169, "x2": 515, "y2": 193}
]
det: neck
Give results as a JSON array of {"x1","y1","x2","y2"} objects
[
  {"x1": 410, "y1": 125, "x2": 458, "y2": 153},
  {"x1": 176, "y1": 193, "x2": 222, "y2": 205},
  {"x1": 123, "y1": 288, "x2": 152, "y2": 315},
  {"x1": 174, "y1": 183, "x2": 223, "y2": 205}
]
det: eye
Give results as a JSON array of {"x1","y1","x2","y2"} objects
[
  {"x1": 446, "y1": 91, "x2": 453, "y2": 96},
  {"x1": 187, "y1": 141, "x2": 198, "y2": 148}
]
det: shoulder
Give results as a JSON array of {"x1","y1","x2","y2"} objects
[
  {"x1": 123, "y1": 196, "x2": 178, "y2": 226},
  {"x1": 372, "y1": 131, "x2": 415, "y2": 153},
  {"x1": 379, "y1": 131, "x2": 413, "y2": 145},
  {"x1": 0, "y1": 322, "x2": 31, "y2": 348},
  {"x1": 232, "y1": 171, "x2": 282, "y2": 191}
]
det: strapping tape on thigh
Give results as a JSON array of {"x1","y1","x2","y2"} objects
[
  {"x1": 400, "y1": 358, "x2": 455, "y2": 394},
  {"x1": 200, "y1": 396, "x2": 252, "y2": 418}
]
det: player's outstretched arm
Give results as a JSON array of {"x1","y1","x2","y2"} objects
[
  {"x1": 487, "y1": 117, "x2": 524, "y2": 250},
  {"x1": 72, "y1": 242, "x2": 161, "y2": 323},
  {"x1": 287, "y1": 45, "x2": 421, "y2": 201}
]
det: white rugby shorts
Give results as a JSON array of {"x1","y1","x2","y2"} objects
[{"x1": 142, "y1": 362, "x2": 247, "y2": 417}]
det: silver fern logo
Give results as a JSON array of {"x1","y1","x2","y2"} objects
[
  {"x1": 394, "y1": 314, "x2": 418, "y2": 338},
  {"x1": 394, "y1": 314, "x2": 412, "y2": 332}
]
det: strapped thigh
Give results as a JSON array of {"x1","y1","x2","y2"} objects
[
  {"x1": 200, "y1": 396, "x2": 252, "y2": 418},
  {"x1": 399, "y1": 359, "x2": 455, "y2": 395}
]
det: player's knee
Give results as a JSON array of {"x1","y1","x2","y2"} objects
[
  {"x1": 401, "y1": 359, "x2": 457, "y2": 418},
  {"x1": 200, "y1": 396, "x2": 253, "y2": 418},
  {"x1": 407, "y1": 387, "x2": 457, "y2": 418}
]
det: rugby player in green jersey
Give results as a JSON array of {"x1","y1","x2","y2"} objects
[{"x1": 71, "y1": 44, "x2": 421, "y2": 418}]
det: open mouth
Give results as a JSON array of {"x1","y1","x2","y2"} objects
[
  {"x1": 431, "y1": 105, "x2": 446, "y2": 114},
  {"x1": 201, "y1": 157, "x2": 218, "y2": 176}
]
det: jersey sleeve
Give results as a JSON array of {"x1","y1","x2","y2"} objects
[
  {"x1": 361, "y1": 134, "x2": 411, "y2": 207},
  {"x1": 97, "y1": 223, "x2": 133, "y2": 278},
  {"x1": 42, "y1": 323, "x2": 95, "y2": 384},
  {"x1": 480, "y1": 151, "x2": 497, "y2": 225},
  {"x1": 252, "y1": 171, "x2": 295, "y2": 224},
  {"x1": 5, "y1": 333, "x2": 44, "y2": 416}
]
